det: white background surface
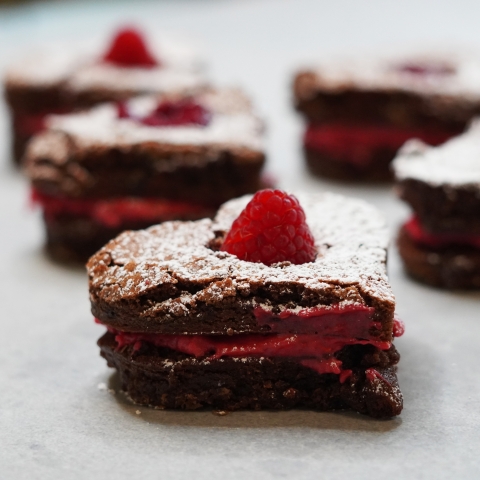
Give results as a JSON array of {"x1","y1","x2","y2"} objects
[{"x1": 1, "y1": 1, "x2": 480, "y2": 478}]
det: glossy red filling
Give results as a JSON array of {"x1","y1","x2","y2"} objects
[
  {"x1": 404, "y1": 216, "x2": 480, "y2": 249},
  {"x1": 31, "y1": 189, "x2": 213, "y2": 228},
  {"x1": 118, "y1": 99, "x2": 211, "y2": 127},
  {"x1": 254, "y1": 304, "x2": 380, "y2": 336},
  {"x1": 97, "y1": 307, "x2": 403, "y2": 378},
  {"x1": 304, "y1": 123, "x2": 456, "y2": 166}
]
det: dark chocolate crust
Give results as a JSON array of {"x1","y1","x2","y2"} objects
[
  {"x1": 99, "y1": 331, "x2": 402, "y2": 418},
  {"x1": 25, "y1": 131, "x2": 265, "y2": 204},
  {"x1": 396, "y1": 179, "x2": 480, "y2": 234},
  {"x1": 397, "y1": 225, "x2": 480, "y2": 289},
  {"x1": 5, "y1": 84, "x2": 184, "y2": 165},
  {"x1": 88, "y1": 194, "x2": 395, "y2": 341},
  {"x1": 304, "y1": 146, "x2": 393, "y2": 182},
  {"x1": 293, "y1": 72, "x2": 480, "y2": 130}
]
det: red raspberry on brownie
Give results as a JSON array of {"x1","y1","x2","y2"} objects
[
  {"x1": 293, "y1": 52, "x2": 480, "y2": 181},
  {"x1": 89, "y1": 192, "x2": 404, "y2": 418},
  {"x1": 221, "y1": 189, "x2": 316, "y2": 265},
  {"x1": 103, "y1": 27, "x2": 158, "y2": 67},
  {"x1": 4, "y1": 26, "x2": 206, "y2": 164}
]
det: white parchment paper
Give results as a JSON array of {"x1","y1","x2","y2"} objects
[{"x1": 1, "y1": 1, "x2": 480, "y2": 478}]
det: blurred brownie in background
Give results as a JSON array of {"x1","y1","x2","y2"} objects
[
  {"x1": 4, "y1": 27, "x2": 207, "y2": 164},
  {"x1": 393, "y1": 120, "x2": 480, "y2": 289},
  {"x1": 24, "y1": 88, "x2": 266, "y2": 262},
  {"x1": 293, "y1": 53, "x2": 480, "y2": 181}
]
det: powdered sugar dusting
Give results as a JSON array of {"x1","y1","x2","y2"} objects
[
  {"x1": 393, "y1": 119, "x2": 480, "y2": 186},
  {"x1": 296, "y1": 51, "x2": 480, "y2": 101},
  {"x1": 4, "y1": 33, "x2": 204, "y2": 89},
  {"x1": 88, "y1": 192, "x2": 394, "y2": 312},
  {"x1": 41, "y1": 89, "x2": 263, "y2": 152}
]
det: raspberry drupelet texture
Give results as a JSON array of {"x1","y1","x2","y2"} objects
[
  {"x1": 103, "y1": 27, "x2": 158, "y2": 67},
  {"x1": 221, "y1": 189, "x2": 317, "y2": 265}
]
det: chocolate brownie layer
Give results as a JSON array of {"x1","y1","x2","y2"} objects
[
  {"x1": 99, "y1": 332, "x2": 402, "y2": 418},
  {"x1": 398, "y1": 226, "x2": 480, "y2": 289},
  {"x1": 26, "y1": 134, "x2": 264, "y2": 203},
  {"x1": 88, "y1": 193, "x2": 395, "y2": 339},
  {"x1": 294, "y1": 83, "x2": 477, "y2": 131},
  {"x1": 394, "y1": 125, "x2": 480, "y2": 234},
  {"x1": 305, "y1": 147, "x2": 394, "y2": 182},
  {"x1": 44, "y1": 209, "x2": 216, "y2": 264},
  {"x1": 293, "y1": 54, "x2": 480, "y2": 128},
  {"x1": 397, "y1": 178, "x2": 480, "y2": 234},
  {"x1": 24, "y1": 89, "x2": 265, "y2": 203}
]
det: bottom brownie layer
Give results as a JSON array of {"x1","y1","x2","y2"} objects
[
  {"x1": 398, "y1": 226, "x2": 480, "y2": 289},
  {"x1": 99, "y1": 332, "x2": 403, "y2": 418},
  {"x1": 305, "y1": 147, "x2": 394, "y2": 182},
  {"x1": 44, "y1": 210, "x2": 215, "y2": 263}
]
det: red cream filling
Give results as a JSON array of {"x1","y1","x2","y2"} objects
[
  {"x1": 404, "y1": 216, "x2": 480, "y2": 249},
  {"x1": 304, "y1": 123, "x2": 456, "y2": 166},
  {"x1": 31, "y1": 189, "x2": 213, "y2": 228},
  {"x1": 98, "y1": 306, "x2": 404, "y2": 380}
]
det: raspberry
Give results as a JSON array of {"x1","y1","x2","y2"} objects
[
  {"x1": 103, "y1": 27, "x2": 158, "y2": 67},
  {"x1": 142, "y1": 99, "x2": 211, "y2": 126},
  {"x1": 220, "y1": 190, "x2": 316, "y2": 266},
  {"x1": 117, "y1": 99, "x2": 211, "y2": 126}
]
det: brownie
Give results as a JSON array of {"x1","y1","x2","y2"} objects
[
  {"x1": 293, "y1": 53, "x2": 480, "y2": 181},
  {"x1": 4, "y1": 29, "x2": 206, "y2": 164},
  {"x1": 88, "y1": 192, "x2": 403, "y2": 418},
  {"x1": 99, "y1": 332, "x2": 402, "y2": 418},
  {"x1": 397, "y1": 226, "x2": 480, "y2": 289},
  {"x1": 25, "y1": 88, "x2": 266, "y2": 263},
  {"x1": 393, "y1": 121, "x2": 480, "y2": 289}
]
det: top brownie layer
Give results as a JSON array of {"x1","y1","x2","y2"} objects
[
  {"x1": 4, "y1": 35, "x2": 206, "y2": 112},
  {"x1": 24, "y1": 88, "x2": 265, "y2": 203},
  {"x1": 293, "y1": 53, "x2": 480, "y2": 128},
  {"x1": 88, "y1": 192, "x2": 395, "y2": 339},
  {"x1": 393, "y1": 120, "x2": 480, "y2": 233}
]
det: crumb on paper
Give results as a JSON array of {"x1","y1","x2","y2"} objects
[
  {"x1": 135, "y1": 410, "x2": 141, "y2": 415},
  {"x1": 97, "y1": 382, "x2": 107, "y2": 391},
  {"x1": 212, "y1": 410, "x2": 228, "y2": 416}
]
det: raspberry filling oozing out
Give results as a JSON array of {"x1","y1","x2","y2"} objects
[
  {"x1": 103, "y1": 27, "x2": 158, "y2": 68},
  {"x1": 31, "y1": 189, "x2": 214, "y2": 228},
  {"x1": 118, "y1": 99, "x2": 211, "y2": 127},
  {"x1": 304, "y1": 123, "x2": 457, "y2": 166},
  {"x1": 98, "y1": 308, "x2": 404, "y2": 380},
  {"x1": 404, "y1": 216, "x2": 480, "y2": 249}
]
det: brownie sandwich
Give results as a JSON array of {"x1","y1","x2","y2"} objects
[
  {"x1": 89, "y1": 189, "x2": 404, "y2": 418},
  {"x1": 394, "y1": 120, "x2": 480, "y2": 288},
  {"x1": 25, "y1": 88, "x2": 265, "y2": 262},
  {"x1": 4, "y1": 27, "x2": 206, "y2": 164},
  {"x1": 293, "y1": 53, "x2": 480, "y2": 181}
]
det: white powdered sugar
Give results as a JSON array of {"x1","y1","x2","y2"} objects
[
  {"x1": 89, "y1": 192, "x2": 394, "y2": 308},
  {"x1": 4, "y1": 32, "x2": 204, "y2": 91},
  {"x1": 43, "y1": 89, "x2": 264, "y2": 152},
  {"x1": 296, "y1": 51, "x2": 480, "y2": 100},
  {"x1": 393, "y1": 119, "x2": 480, "y2": 186}
]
